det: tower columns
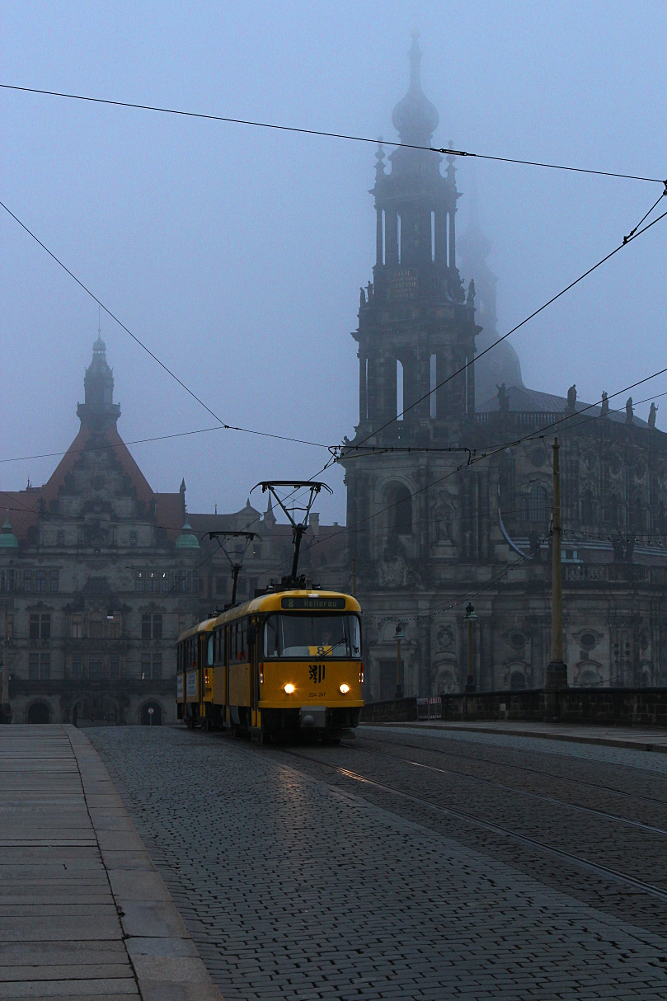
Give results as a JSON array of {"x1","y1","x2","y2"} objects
[
  {"x1": 376, "y1": 209, "x2": 383, "y2": 267},
  {"x1": 359, "y1": 353, "x2": 368, "y2": 423},
  {"x1": 386, "y1": 208, "x2": 399, "y2": 267}
]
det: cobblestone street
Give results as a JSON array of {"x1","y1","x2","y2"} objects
[{"x1": 89, "y1": 725, "x2": 667, "y2": 1000}]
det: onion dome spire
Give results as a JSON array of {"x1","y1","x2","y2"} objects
[{"x1": 391, "y1": 33, "x2": 439, "y2": 147}]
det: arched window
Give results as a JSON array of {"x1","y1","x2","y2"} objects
[
  {"x1": 510, "y1": 671, "x2": 526, "y2": 690},
  {"x1": 393, "y1": 485, "x2": 412, "y2": 536}
]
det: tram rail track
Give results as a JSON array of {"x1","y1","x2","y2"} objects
[
  {"x1": 276, "y1": 744, "x2": 667, "y2": 907},
  {"x1": 360, "y1": 729, "x2": 667, "y2": 808},
  {"x1": 343, "y1": 738, "x2": 667, "y2": 838}
]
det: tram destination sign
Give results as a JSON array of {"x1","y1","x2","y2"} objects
[{"x1": 281, "y1": 597, "x2": 346, "y2": 610}]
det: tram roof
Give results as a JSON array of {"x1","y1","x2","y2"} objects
[
  {"x1": 212, "y1": 590, "x2": 361, "y2": 628},
  {"x1": 176, "y1": 616, "x2": 217, "y2": 644}
]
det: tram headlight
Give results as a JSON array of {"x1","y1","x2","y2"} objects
[
  {"x1": 284, "y1": 683, "x2": 295, "y2": 694},
  {"x1": 339, "y1": 683, "x2": 350, "y2": 694}
]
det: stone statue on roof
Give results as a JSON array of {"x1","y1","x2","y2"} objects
[
  {"x1": 649, "y1": 402, "x2": 658, "y2": 428},
  {"x1": 496, "y1": 383, "x2": 509, "y2": 413},
  {"x1": 626, "y1": 397, "x2": 634, "y2": 423},
  {"x1": 567, "y1": 384, "x2": 577, "y2": 412},
  {"x1": 601, "y1": 391, "x2": 609, "y2": 417}
]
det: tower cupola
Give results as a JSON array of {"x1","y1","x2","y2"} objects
[
  {"x1": 77, "y1": 334, "x2": 121, "y2": 432},
  {"x1": 353, "y1": 37, "x2": 477, "y2": 443},
  {"x1": 391, "y1": 34, "x2": 439, "y2": 149}
]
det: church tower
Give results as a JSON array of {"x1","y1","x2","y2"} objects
[
  {"x1": 355, "y1": 34, "x2": 478, "y2": 445},
  {"x1": 342, "y1": 37, "x2": 486, "y2": 700},
  {"x1": 457, "y1": 175, "x2": 524, "y2": 406}
]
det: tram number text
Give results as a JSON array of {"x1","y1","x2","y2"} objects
[{"x1": 309, "y1": 664, "x2": 326, "y2": 684}]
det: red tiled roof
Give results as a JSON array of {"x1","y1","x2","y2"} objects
[
  {"x1": 0, "y1": 489, "x2": 40, "y2": 541},
  {"x1": 39, "y1": 424, "x2": 154, "y2": 507}
]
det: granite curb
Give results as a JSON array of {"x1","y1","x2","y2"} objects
[
  {"x1": 66, "y1": 726, "x2": 223, "y2": 1001},
  {"x1": 363, "y1": 720, "x2": 667, "y2": 752}
]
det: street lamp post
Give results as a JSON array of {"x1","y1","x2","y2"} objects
[
  {"x1": 395, "y1": 623, "x2": 404, "y2": 699},
  {"x1": 464, "y1": 603, "x2": 477, "y2": 693}
]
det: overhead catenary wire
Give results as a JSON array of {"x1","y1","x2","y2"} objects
[
  {"x1": 3, "y1": 117, "x2": 666, "y2": 596},
  {"x1": 0, "y1": 200, "x2": 331, "y2": 455},
  {"x1": 254, "y1": 357, "x2": 667, "y2": 585},
  {"x1": 0, "y1": 82, "x2": 664, "y2": 185},
  {"x1": 292, "y1": 352, "x2": 667, "y2": 591},
  {"x1": 204, "y1": 355, "x2": 667, "y2": 592},
  {"x1": 3, "y1": 136, "x2": 664, "y2": 479}
]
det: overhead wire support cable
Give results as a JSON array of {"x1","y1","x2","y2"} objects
[
  {"x1": 0, "y1": 83, "x2": 664, "y2": 185},
  {"x1": 0, "y1": 199, "x2": 330, "y2": 453},
  {"x1": 295, "y1": 350, "x2": 667, "y2": 587},
  {"x1": 346, "y1": 199, "x2": 667, "y2": 454}
]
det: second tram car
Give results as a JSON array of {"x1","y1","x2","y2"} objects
[{"x1": 176, "y1": 589, "x2": 363, "y2": 741}]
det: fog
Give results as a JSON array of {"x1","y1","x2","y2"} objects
[{"x1": 2, "y1": 1, "x2": 666, "y2": 525}]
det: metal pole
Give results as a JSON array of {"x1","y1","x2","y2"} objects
[
  {"x1": 396, "y1": 637, "x2": 401, "y2": 697},
  {"x1": 395, "y1": 624, "x2": 403, "y2": 699},
  {"x1": 231, "y1": 565, "x2": 241, "y2": 606},
  {"x1": 464, "y1": 603, "x2": 477, "y2": 693},
  {"x1": 546, "y1": 437, "x2": 568, "y2": 690},
  {"x1": 291, "y1": 524, "x2": 305, "y2": 581}
]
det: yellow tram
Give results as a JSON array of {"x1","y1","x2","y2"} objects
[{"x1": 176, "y1": 589, "x2": 363, "y2": 741}]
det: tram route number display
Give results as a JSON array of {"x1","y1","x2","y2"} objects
[{"x1": 281, "y1": 597, "x2": 346, "y2": 610}]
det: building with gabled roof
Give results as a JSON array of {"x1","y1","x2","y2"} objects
[
  {"x1": 0, "y1": 336, "x2": 202, "y2": 725},
  {"x1": 0, "y1": 336, "x2": 348, "y2": 725}
]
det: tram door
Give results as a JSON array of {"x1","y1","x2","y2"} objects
[{"x1": 249, "y1": 617, "x2": 259, "y2": 728}]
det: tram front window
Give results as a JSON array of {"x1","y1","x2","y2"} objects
[{"x1": 264, "y1": 615, "x2": 361, "y2": 659}]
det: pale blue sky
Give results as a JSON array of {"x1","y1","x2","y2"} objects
[{"x1": 2, "y1": 1, "x2": 666, "y2": 523}]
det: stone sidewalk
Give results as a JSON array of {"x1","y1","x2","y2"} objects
[
  {"x1": 0, "y1": 725, "x2": 221, "y2": 1000},
  {"x1": 373, "y1": 718, "x2": 667, "y2": 751}
]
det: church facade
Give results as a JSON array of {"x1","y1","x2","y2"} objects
[{"x1": 341, "y1": 38, "x2": 667, "y2": 701}]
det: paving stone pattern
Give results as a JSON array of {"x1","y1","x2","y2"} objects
[
  {"x1": 0, "y1": 726, "x2": 139, "y2": 1000},
  {"x1": 90, "y1": 726, "x2": 667, "y2": 1000}
]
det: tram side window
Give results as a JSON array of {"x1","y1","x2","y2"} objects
[{"x1": 229, "y1": 620, "x2": 248, "y2": 663}]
